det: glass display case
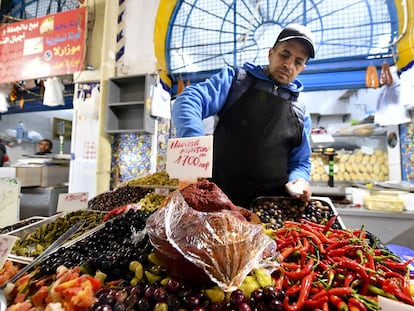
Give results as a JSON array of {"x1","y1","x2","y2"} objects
[{"x1": 310, "y1": 131, "x2": 389, "y2": 183}]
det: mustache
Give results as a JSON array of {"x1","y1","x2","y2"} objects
[{"x1": 278, "y1": 67, "x2": 291, "y2": 75}]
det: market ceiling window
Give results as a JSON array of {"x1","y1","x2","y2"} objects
[
  {"x1": 166, "y1": 0, "x2": 399, "y2": 83},
  {"x1": 0, "y1": 0, "x2": 79, "y2": 19}
]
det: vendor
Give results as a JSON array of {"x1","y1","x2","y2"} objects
[
  {"x1": 35, "y1": 139, "x2": 53, "y2": 155},
  {"x1": 172, "y1": 24, "x2": 314, "y2": 207}
]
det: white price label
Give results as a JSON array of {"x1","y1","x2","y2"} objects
[
  {"x1": 166, "y1": 136, "x2": 213, "y2": 182},
  {"x1": 57, "y1": 192, "x2": 89, "y2": 212},
  {"x1": 0, "y1": 235, "x2": 17, "y2": 269}
]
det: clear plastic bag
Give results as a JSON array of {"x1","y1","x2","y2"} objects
[{"x1": 146, "y1": 189, "x2": 278, "y2": 292}]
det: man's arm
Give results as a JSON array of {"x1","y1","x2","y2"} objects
[
  {"x1": 172, "y1": 67, "x2": 235, "y2": 137},
  {"x1": 286, "y1": 112, "x2": 313, "y2": 200}
]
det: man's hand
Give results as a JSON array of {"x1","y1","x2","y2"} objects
[{"x1": 285, "y1": 178, "x2": 312, "y2": 202}]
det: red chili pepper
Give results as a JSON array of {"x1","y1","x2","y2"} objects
[
  {"x1": 286, "y1": 284, "x2": 302, "y2": 295},
  {"x1": 283, "y1": 258, "x2": 314, "y2": 280},
  {"x1": 325, "y1": 238, "x2": 352, "y2": 253},
  {"x1": 326, "y1": 270, "x2": 335, "y2": 288},
  {"x1": 377, "y1": 263, "x2": 394, "y2": 273},
  {"x1": 328, "y1": 245, "x2": 364, "y2": 257},
  {"x1": 301, "y1": 236, "x2": 310, "y2": 252},
  {"x1": 281, "y1": 262, "x2": 300, "y2": 270},
  {"x1": 383, "y1": 271, "x2": 406, "y2": 281},
  {"x1": 318, "y1": 260, "x2": 330, "y2": 271},
  {"x1": 322, "y1": 301, "x2": 329, "y2": 311},
  {"x1": 323, "y1": 215, "x2": 338, "y2": 233},
  {"x1": 327, "y1": 286, "x2": 354, "y2": 296},
  {"x1": 332, "y1": 257, "x2": 369, "y2": 281},
  {"x1": 278, "y1": 245, "x2": 301, "y2": 262},
  {"x1": 299, "y1": 218, "x2": 325, "y2": 229},
  {"x1": 344, "y1": 272, "x2": 356, "y2": 287},
  {"x1": 274, "y1": 274, "x2": 285, "y2": 290},
  {"x1": 283, "y1": 271, "x2": 314, "y2": 311},
  {"x1": 366, "y1": 252, "x2": 375, "y2": 270},
  {"x1": 298, "y1": 223, "x2": 330, "y2": 244},
  {"x1": 311, "y1": 288, "x2": 328, "y2": 301},
  {"x1": 382, "y1": 278, "x2": 414, "y2": 305},
  {"x1": 348, "y1": 297, "x2": 367, "y2": 311},
  {"x1": 276, "y1": 237, "x2": 296, "y2": 249},
  {"x1": 103, "y1": 205, "x2": 127, "y2": 222},
  {"x1": 329, "y1": 294, "x2": 349, "y2": 311},
  {"x1": 382, "y1": 258, "x2": 414, "y2": 271},
  {"x1": 301, "y1": 229, "x2": 326, "y2": 253},
  {"x1": 305, "y1": 296, "x2": 329, "y2": 309}
]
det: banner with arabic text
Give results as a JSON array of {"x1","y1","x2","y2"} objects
[{"x1": 0, "y1": 7, "x2": 87, "y2": 83}]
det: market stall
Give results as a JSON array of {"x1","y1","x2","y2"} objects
[{"x1": 1, "y1": 174, "x2": 413, "y2": 310}]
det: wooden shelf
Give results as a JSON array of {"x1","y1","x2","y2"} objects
[{"x1": 105, "y1": 74, "x2": 156, "y2": 134}]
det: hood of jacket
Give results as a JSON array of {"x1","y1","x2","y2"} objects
[{"x1": 242, "y1": 62, "x2": 305, "y2": 94}]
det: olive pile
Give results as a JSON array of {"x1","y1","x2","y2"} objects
[
  {"x1": 121, "y1": 171, "x2": 179, "y2": 187},
  {"x1": 88, "y1": 185, "x2": 152, "y2": 211},
  {"x1": 12, "y1": 210, "x2": 105, "y2": 257},
  {"x1": 37, "y1": 209, "x2": 154, "y2": 280},
  {"x1": 0, "y1": 217, "x2": 44, "y2": 234},
  {"x1": 90, "y1": 281, "x2": 286, "y2": 311},
  {"x1": 251, "y1": 197, "x2": 343, "y2": 230},
  {"x1": 138, "y1": 192, "x2": 168, "y2": 212}
]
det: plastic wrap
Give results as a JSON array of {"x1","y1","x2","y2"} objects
[{"x1": 146, "y1": 189, "x2": 278, "y2": 292}]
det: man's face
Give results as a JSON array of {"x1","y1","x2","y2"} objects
[
  {"x1": 39, "y1": 141, "x2": 51, "y2": 153},
  {"x1": 267, "y1": 40, "x2": 308, "y2": 85}
]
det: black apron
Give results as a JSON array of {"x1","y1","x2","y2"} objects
[{"x1": 212, "y1": 81, "x2": 303, "y2": 208}]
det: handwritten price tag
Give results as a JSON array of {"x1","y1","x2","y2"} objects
[
  {"x1": 166, "y1": 136, "x2": 213, "y2": 181},
  {"x1": 57, "y1": 192, "x2": 89, "y2": 213},
  {"x1": 0, "y1": 235, "x2": 17, "y2": 269}
]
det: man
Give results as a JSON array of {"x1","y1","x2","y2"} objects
[
  {"x1": 0, "y1": 140, "x2": 7, "y2": 166},
  {"x1": 35, "y1": 139, "x2": 53, "y2": 155},
  {"x1": 172, "y1": 24, "x2": 314, "y2": 208}
]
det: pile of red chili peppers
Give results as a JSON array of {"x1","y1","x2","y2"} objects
[{"x1": 270, "y1": 217, "x2": 414, "y2": 310}]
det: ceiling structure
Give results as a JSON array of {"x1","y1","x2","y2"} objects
[
  {"x1": 0, "y1": 0, "x2": 78, "y2": 19},
  {"x1": 163, "y1": 0, "x2": 401, "y2": 91}
]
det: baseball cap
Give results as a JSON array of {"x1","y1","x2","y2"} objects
[{"x1": 274, "y1": 24, "x2": 315, "y2": 58}]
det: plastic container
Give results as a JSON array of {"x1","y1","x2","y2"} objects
[
  {"x1": 363, "y1": 195, "x2": 404, "y2": 212},
  {"x1": 15, "y1": 121, "x2": 25, "y2": 143}
]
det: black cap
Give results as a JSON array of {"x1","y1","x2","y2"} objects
[{"x1": 275, "y1": 24, "x2": 315, "y2": 58}]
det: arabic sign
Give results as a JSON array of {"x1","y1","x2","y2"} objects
[{"x1": 0, "y1": 7, "x2": 87, "y2": 83}]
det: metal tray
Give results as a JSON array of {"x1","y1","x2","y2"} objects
[
  {"x1": 7, "y1": 210, "x2": 106, "y2": 264},
  {"x1": 0, "y1": 216, "x2": 47, "y2": 235},
  {"x1": 250, "y1": 196, "x2": 346, "y2": 230}
]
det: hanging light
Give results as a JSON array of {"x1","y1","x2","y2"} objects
[
  {"x1": 43, "y1": 77, "x2": 65, "y2": 107},
  {"x1": 0, "y1": 84, "x2": 10, "y2": 113},
  {"x1": 0, "y1": 93, "x2": 8, "y2": 113}
]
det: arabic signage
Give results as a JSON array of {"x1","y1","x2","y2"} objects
[{"x1": 0, "y1": 7, "x2": 87, "y2": 83}]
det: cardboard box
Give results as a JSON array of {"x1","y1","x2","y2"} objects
[
  {"x1": 2, "y1": 166, "x2": 69, "y2": 187},
  {"x1": 15, "y1": 167, "x2": 42, "y2": 187},
  {"x1": 364, "y1": 195, "x2": 405, "y2": 212}
]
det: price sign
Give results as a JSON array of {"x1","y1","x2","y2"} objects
[
  {"x1": 166, "y1": 136, "x2": 213, "y2": 181},
  {"x1": 0, "y1": 235, "x2": 17, "y2": 269},
  {"x1": 57, "y1": 192, "x2": 88, "y2": 212}
]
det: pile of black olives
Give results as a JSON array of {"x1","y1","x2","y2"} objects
[
  {"x1": 88, "y1": 185, "x2": 152, "y2": 211},
  {"x1": 90, "y1": 282, "x2": 286, "y2": 311},
  {"x1": 37, "y1": 209, "x2": 154, "y2": 280},
  {"x1": 251, "y1": 197, "x2": 343, "y2": 230}
]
